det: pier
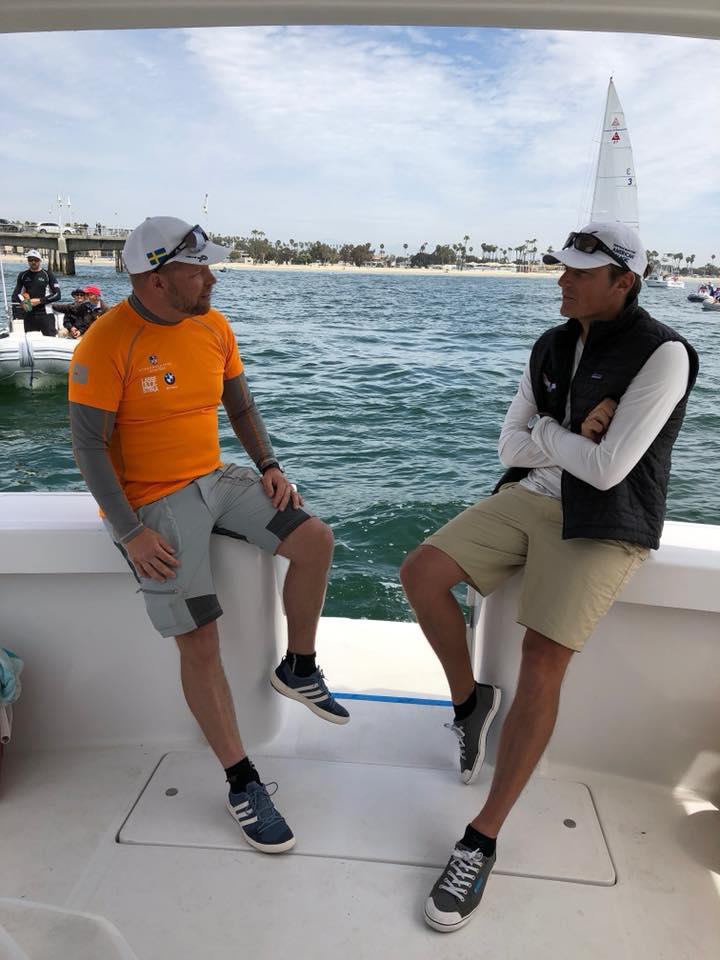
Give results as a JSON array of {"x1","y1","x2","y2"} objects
[{"x1": 0, "y1": 232, "x2": 126, "y2": 274}]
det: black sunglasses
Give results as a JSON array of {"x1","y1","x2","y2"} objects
[
  {"x1": 563, "y1": 232, "x2": 630, "y2": 271},
  {"x1": 152, "y1": 224, "x2": 210, "y2": 271}
]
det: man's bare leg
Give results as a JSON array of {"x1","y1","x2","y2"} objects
[
  {"x1": 276, "y1": 517, "x2": 334, "y2": 655},
  {"x1": 399, "y1": 543, "x2": 475, "y2": 704},
  {"x1": 176, "y1": 620, "x2": 246, "y2": 769},
  {"x1": 471, "y1": 627, "x2": 574, "y2": 837},
  {"x1": 271, "y1": 517, "x2": 350, "y2": 723}
]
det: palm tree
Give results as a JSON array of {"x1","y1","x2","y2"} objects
[{"x1": 403, "y1": 242, "x2": 408, "y2": 266}]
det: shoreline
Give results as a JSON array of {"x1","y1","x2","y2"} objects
[
  {"x1": 2, "y1": 253, "x2": 716, "y2": 284},
  {"x1": 0, "y1": 252, "x2": 556, "y2": 279}
]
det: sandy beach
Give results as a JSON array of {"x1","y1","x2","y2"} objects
[
  {"x1": 0, "y1": 252, "x2": 558, "y2": 279},
  {"x1": 2, "y1": 252, "x2": 715, "y2": 284}
]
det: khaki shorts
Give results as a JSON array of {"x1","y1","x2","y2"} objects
[
  {"x1": 107, "y1": 464, "x2": 311, "y2": 638},
  {"x1": 425, "y1": 483, "x2": 648, "y2": 651}
]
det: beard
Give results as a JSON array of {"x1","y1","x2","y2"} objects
[{"x1": 165, "y1": 279, "x2": 212, "y2": 316}]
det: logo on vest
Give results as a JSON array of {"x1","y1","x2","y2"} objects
[{"x1": 542, "y1": 373, "x2": 557, "y2": 392}]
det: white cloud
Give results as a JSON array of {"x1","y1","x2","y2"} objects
[
  {"x1": 0, "y1": 26, "x2": 717, "y2": 260},
  {"x1": 181, "y1": 26, "x2": 720, "y2": 258}
]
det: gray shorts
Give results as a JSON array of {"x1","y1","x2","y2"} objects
[{"x1": 107, "y1": 464, "x2": 311, "y2": 638}]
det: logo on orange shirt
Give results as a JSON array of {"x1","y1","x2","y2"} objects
[{"x1": 141, "y1": 376, "x2": 158, "y2": 393}]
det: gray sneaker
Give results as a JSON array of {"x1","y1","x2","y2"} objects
[
  {"x1": 424, "y1": 843, "x2": 496, "y2": 933},
  {"x1": 444, "y1": 682, "x2": 501, "y2": 784}
]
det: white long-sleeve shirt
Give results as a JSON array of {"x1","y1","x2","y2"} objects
[{"x1": 498, "y1": 340, "x2": 690, "y2": 498}]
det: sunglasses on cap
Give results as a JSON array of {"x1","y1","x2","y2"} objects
[
  {"x1": 563, "y1": 232, "x2": 629, "y2": 271},
  {"x1": 152, "y1": 224, "x2": 209, "y2": 271}
]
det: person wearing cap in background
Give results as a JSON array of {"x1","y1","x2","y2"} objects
[
  {"x1": 67, "y1": 216, "x2": 347, "y2": 856},
  {"x1": 82, "y1": 285, "x2": 109, "y2": 317},
  {"x1": 55, "y1": 288, "x2": 88, "y2": 338},
  {"x1": 10, "y1": 249, "x2": 61, "y2": 336},
  {"x1": 400, "y1": 221, "x2": 698, "y2": 934}
]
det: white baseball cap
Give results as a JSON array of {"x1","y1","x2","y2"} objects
[
  {"x1": 26, "y1": 249, "x2": 42, "y2": 260},
  {"x1": 543, "y1": 222, "x2": 647, "y2": 277},
  {"x1": 122, "y1": 216, "x2": 231, "y2": 275}
]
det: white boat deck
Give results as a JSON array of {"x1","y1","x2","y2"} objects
[{"x1": 1, "y1": 619, "x2": 719, "y2": 959}]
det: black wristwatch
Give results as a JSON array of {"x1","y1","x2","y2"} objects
[{"x1": 260, "y1": 460, "x2": 283, "y2": 474}]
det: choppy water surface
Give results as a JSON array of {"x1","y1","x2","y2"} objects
[{"x1": 1, "y1": 265, "x2": 717, "y2": 619}]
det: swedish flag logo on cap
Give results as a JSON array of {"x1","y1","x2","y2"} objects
[{"x1": 146, "y1": 247, "x2": 167, "y2": 266}]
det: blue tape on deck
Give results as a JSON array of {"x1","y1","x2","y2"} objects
[{"x1": 331, "y1": 692, "x2": 452, "y2": 707}]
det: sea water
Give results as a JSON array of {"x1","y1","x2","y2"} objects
[{"x1": 1, "y1": 264, "x2": 717, "y2": 619}]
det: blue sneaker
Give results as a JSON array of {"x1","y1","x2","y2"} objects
[
  {"x1": 270, "y1": 657, "x2": 350, "y2": 725},
  {"x1": 226, "y1": 781, "x2": 296, "y2": 853}
]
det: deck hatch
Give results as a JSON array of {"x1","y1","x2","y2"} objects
[{"x1": 119, "y1": 750, "x2": 615, "y2": 885}]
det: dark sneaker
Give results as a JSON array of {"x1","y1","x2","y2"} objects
[
  {"x1": 424, "y1": 843, "x2": 496, "y2": 933},
  {"x1": 270, "y1": 657, "x2": 350, "y2": 725},
  {"x1": 226, "y1": 781, "x2": 296, "y2": 853},
  {"x1": 444, "y1": 681, "x2": 501, "y2": 784}
]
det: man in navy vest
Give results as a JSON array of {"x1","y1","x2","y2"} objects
[{"x1": 400, "y1": 222, "x2": 698, "y2": 934}]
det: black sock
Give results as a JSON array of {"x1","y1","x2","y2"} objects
[
  {"x1": 225, "y1": 757, "x2": 260, "y2": 794},
  {"x1": 453, "y1": 685, "x2": 477, "y2": 723},
  {"x1": 286, "y1": 651, "x2": 317, "y2": 677},
  {"x1": 460, "y1": 824, "x2": 496, "y2": 857}
]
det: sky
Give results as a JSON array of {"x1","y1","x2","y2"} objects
[{"x1": 1, "y1": 25, "x2": 718, "y2": 262}]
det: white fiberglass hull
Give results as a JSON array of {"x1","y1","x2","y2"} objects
[
  {"x1": 0, "y1": 493, "x2": 719, "y2": 959},
  {"x1": 0, "y1": 329, "x2": 77, "y2": 389}
]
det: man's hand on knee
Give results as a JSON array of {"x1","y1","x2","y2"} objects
[
  {"x1": 261, "y1": 467, "x2": 303, "y2": 511},
  {"x1": 126, "y1": 527, "x2": 179, "y2": 582}
]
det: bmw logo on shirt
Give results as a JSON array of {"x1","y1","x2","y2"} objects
[
  {"x1": 148, "y1": 354, "x2": 158, "y2": 365},
  {"x1": 164, "y1": 372, "x2": 176, "y2": 385}
]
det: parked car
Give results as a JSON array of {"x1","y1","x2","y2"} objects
[
  {"x1": 36, "y1": 222, "x2": 74, "y2": 235},
  {"x1": 0, "y1": 218, "x2": 20, "y2": 233}
]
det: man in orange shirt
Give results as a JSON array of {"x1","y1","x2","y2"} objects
[{"x1": 68, "y1": 216, "x2": 348, "y2": 854}]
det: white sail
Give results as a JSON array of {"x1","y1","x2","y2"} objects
[{"x1": 590, "y1": 78, "x2": 639, "y2": 229}]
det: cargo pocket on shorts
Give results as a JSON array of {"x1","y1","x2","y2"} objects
[
  {"x1": 137, "y1": 582, "x2": 188, "y2": 636},
  {"x1": 135, "y1": 498, "x2": 186, "y2": 635},
  {"x1": 136, "y1": 498, "x2": 183, "y2": 556}
]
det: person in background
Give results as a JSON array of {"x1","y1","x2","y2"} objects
[
  {"x1": 55, "y1": 288, "x2": 88, "y2": 338},
  {"x1": 400, "y1": 222, "x2": 698, "y2": 934},
  {"x1": 68, "y1": 216, "x2": 347, "y2": 856},
  {"x1": 11, "y1": 250, "x2": 61, "y2": 336},
  {"x1": 83, "y1": 285, "x2": 109, "y2": 316}
]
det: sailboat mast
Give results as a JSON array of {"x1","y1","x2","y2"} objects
[{"x1": 590, "y1": 78, "x2": 639, "y2": 230}]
